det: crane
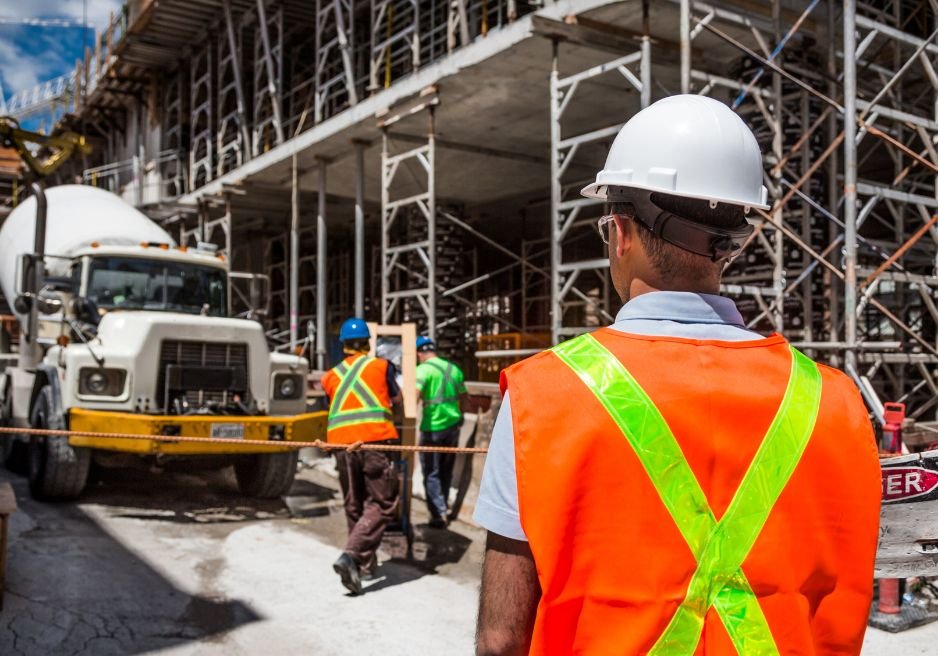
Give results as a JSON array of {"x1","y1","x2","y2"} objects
[{"x1": 0, "y1": 117, "x2": 90, "y2": 178}]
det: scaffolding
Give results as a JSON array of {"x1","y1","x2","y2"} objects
[{"x1": 16, "y1": 0, "x2": 937, "y2": 431}]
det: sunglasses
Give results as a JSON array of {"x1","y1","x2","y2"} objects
[{"x1": 596, "y1": 214, "x2": 619, "y2": 245}]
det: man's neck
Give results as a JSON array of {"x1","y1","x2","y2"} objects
[{"x1": 627, "y1": 278, "x2": 720, "y2": 302}]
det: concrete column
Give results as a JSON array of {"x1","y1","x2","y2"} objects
[
  {"x1": 317, "y1": 159, "x2": 328, "y2": 370},
  {"x1": 289, "y1": 153, "x2": 299, "y2": 349},
  {"x1": 354, "y1": 141, "x2": 366, "y2": 318}
]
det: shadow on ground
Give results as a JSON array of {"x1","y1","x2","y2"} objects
[
  {"x1": 81, "y1": 462, "x2": 337, "y2": 524},
  {"x1": 1, "y1": 469, "x2": 262, "y2": 655},
  {"x1": 361, "y1": 524, "x2": 474, "y2": 595}
]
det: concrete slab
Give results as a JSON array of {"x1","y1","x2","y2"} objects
[
  {"x1": 0, "y1": 461, "x2": 483, "y2": 655},
  {"x1": 0, "y1": 460, "x2": 934, "y2": 654},
  {"x1": 863, "y1": 623, "x2": 938, "y2": 654}
]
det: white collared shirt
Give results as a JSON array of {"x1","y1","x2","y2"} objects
[{"x1": 473, "y1": 291, "x2": 764, "y2": 540}]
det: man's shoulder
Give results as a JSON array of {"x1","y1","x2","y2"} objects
[
  {"x1": 415, "y1": 360, "x2": 433, "y2": 374},
  {"x1": 442, "y1": 357, "x2": 465, "y2": 374},
  {"x1": 815, "y1": 361, "x2": 867, "y2": 408},
  {"x1": 501, "y1": 342, "x2": 568, "y2": 387}
]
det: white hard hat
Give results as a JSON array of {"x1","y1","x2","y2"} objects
[{"x1": 581, "y1": 95, "x2": 769, "y2": 210}]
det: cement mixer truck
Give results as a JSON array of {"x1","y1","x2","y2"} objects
[{"x1": 0, "y1": 185, "x2": 325, "y2": 500}]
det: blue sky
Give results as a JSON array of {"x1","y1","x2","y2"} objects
[{"x1": 0, "y1": 0, "x2": 122, "y2": 128}]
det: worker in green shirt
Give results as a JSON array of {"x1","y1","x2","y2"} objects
[{"x1": 415, "y1": 336, "x2": 468, "y2": 528}]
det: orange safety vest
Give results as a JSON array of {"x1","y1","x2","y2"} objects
[
  {"x1": 321, "y1": 354, "x2": 397, "y2": 444},
  {"x1": 501, "y1": 329, "x2": 880, "y2": 655}
]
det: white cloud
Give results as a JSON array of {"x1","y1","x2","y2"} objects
[
  {"x1": 0, "y1": 0, "x2": 123, "y2": 98},
  {"x1": 0, "y1": 38, "x2": 43, "y2": 92},
  {"x1": 2, "y1": 0, "x2": 123, "y2": 30}
]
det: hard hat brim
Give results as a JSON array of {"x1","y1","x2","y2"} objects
[{"x1": 580, "y1": 180, "x2": 770, "y2": 211}]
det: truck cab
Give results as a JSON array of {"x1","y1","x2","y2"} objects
[{"x1": 0, "y1": 185, "x2": 325, "y2": 500}]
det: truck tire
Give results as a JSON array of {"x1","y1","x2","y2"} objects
[
  {"x1": 28, "y1": 386, "x2": 90, "y2": 500},
  {"x1": 234, "y1": 450, "x2": 298, "y2": 498}
]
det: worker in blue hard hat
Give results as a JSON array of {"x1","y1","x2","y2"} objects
[
  {"x1": 320, "y1": 317, "x2": 402, "y2": 594},
  {"x1": 415, "y1": 335, "x2": 467, "y2": 528}
]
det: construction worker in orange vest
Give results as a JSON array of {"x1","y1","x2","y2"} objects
[
  {"x1": 474, "y1": 95, "x2": 881, "y2": 655},
  {"x1": 322, "y1": 317, "x2": 401, "y2": 595}
]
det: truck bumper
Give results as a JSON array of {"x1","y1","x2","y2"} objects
[{"x1": 67, "y1": 408, "x2": 327, "y2": 455}]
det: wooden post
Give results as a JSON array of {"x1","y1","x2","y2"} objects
[
  {"x1": 367, "y1": 322, "x2": 417, "y2": 556},
  {"x1": 0, "y1": 482, "x2": 17, "y2": 611}
]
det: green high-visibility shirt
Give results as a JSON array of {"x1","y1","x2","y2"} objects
[{"x1": 416, "y1": 356, "x2": 466, "y2": 432}]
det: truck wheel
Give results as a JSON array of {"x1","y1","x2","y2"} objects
[
  {"x1": 234, "y1": 450, "x2": 298, "y2": 498},
  {"x1": 28, "y1": 386, "x2": 90, "y2": 500}
]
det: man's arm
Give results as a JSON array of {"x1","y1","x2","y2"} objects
[
  {"x1": 456, "y1": 367, "x2": 470, "y2": 414},
  {"x1": 476, "y1": 532, "x2": 540, "y2": 656},
  {"x1": 385, "y1": 361, "x2": 403, "y2": 405}
]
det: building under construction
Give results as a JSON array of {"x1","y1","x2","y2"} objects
[{"x1": 4, "y1": 0, "x2": 938, "y2": 433}]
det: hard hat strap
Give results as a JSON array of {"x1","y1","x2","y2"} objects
[{"x1": 615, "y1": 191, "x2": 754, "y2": 262}]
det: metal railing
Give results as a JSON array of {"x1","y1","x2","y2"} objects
[{"x1": 82, "y1": 149, "x2": 188, "y2": 205}]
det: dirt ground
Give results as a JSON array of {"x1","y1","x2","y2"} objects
[{"x1": 0, "y1": 457, "x2": 934, "y2": 655}]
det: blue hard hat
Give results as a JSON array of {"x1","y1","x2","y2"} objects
[
  {"x1": 339, "y1": 317, "x2": 370, "y2": 342},
  {"x1": 416, "y1": 336, "x2": 435, "y2": 350}
]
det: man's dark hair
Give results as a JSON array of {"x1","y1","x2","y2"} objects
[
  {"x1": 609, "y1": 191, "x2": 747, "y2": 283},
  {"x1": 344, "y1": 338, "x2": 370, "y2": 352}
]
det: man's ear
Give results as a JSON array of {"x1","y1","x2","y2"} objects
[{"x1": 613, "y1": 214, "x2": 632, "y2": 258}]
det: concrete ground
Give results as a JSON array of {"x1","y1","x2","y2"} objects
[
  {"x1": 0, "y1": 457, "x2": 935, "y2": 655},
  {"x1": 0, "y1": 458, "x2": 483, "y2": 655}
]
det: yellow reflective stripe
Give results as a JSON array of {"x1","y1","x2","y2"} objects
[
  {"x1": 329, "y1": 356, "x2": 370, "y2": 420},
  {"x1": 351, "y1": 378, "x2": 383, "y2": 409},
  {"x1": 328, "y1": 356, "x2": 392, "y2": 431},
  {"x1": 552, "y1": 334, "x2": 716, "y2": 555},
  {"x1": 425, "y1": 360, "x2": 459, "y2": 405},
  {"x1": 329, "y1": 408, "x2": 393, "y2": 429},
  {"x1": 552, "y1": 334, "x2": 820, "y2": 655},
  {"x1": 655, "y1": 347, "x2": 821, "y2": 655}
]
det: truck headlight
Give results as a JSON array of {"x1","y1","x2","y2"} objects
[
  {"x1": 274, "y1": 373, "x2": 303, "y2": 400},
  {"x1": 79, "y1": 368, "x2": 126, "y2": 396}
]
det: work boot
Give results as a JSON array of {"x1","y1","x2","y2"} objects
[
  {"x1": 428, "y1": 516, "x2": 448, "y2": 529},
  {"x1": 332, "y1": 553, "x2": 362, "y2": 595}
]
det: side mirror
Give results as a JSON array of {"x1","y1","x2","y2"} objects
[
  {"x1": 35, "y1": 294, "x2": 63, "y2": 315},
  {"x1": 13, "y1": 294, "x2": 32, "y2": 315},
  {"x1": 14, "y1": 291, "x2": 63, "y2": 315}
]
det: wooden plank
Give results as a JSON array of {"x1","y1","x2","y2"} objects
[
  {"x1": 877, "y1": 449, "x2": 938, "y2": 577},
  {"x1": 0, "y1": 482, "x2": 16, "y2": 515},
  {"x1": 0, "y1": 481, "x2": 14, "y2": 611},
  {"x1": 368, "y1": 323, "x2": 418, "y2": 542}
]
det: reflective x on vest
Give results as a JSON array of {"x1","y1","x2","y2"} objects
[
  {"x1": 552, "y1": 334, "x2": 822, "y2": 655},
  {"x1": 328, "y1": 356, "x2": 392, "y2": 429},
  {"x1": 424, "y1": 360, "x2": 460, "y2": 405}
]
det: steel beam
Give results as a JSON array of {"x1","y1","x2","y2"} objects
[{"x1": 843, "y1": 0, "x2": 859, "y2": 370}]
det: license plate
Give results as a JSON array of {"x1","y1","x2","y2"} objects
[{"x1": 211, "y1": 423, "x2": 245, "y2": 439}]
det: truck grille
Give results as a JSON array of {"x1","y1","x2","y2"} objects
[{"x1": 157, "y1": 340, "x2": 250, "y2": 411}]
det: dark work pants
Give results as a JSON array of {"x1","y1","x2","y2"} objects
[
  {"x1": 334, "y1": 449, "x2": 399, "y2": 566},
  {"x1": 419, "y1": 425, "x2": 460, "y2": 520}
]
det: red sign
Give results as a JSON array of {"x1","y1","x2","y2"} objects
[{"x1": 881, "y1": 467, "x2": 938, "y2": 503}]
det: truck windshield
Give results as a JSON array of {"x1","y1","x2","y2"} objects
[{"x1": 86, "y1": 257, "x2": 227, "y2": 316}]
